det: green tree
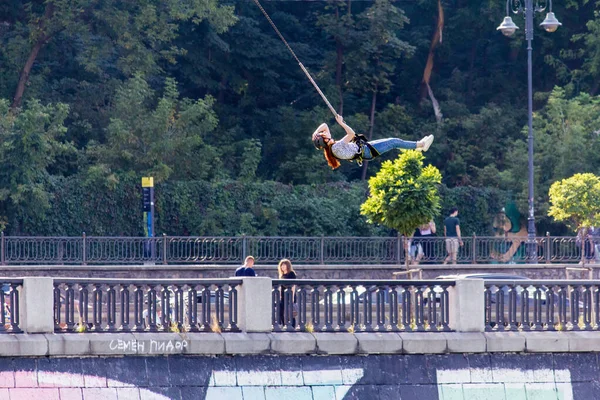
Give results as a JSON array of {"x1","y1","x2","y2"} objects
[
  {"x1": 545, "y1": 0, "x2": 600, "y2": 96},
  {"x1": 344, "y1": 0, "x2": 415, "y2": 180},
  {"x1": 502, "y1": 87, "x2": 600, "y2": 219},
  {"x1": 87, "y1": 74, "x2": 221, "y2": 183},
  {"x1": 548, "y1": 173, "x2": 600, "y2": 263},
  {"x1": 548, "y1": 173, "x2": 600, "y2": 230},
  {"x1": 0, "y1": 98, "x2": 76, "y2": 232},
  {"x1": 4, "y1": 0, "x2": 236, "y2": 109},
  {"x1": 580, "y1": 4, "x2": 600, "y2": 94},
  {"x1": 361, "y1": 150, "x2": 442, "y2": 266},
  {"x1": 316, "y1": 0, "x2": 354, "y2": 115}
]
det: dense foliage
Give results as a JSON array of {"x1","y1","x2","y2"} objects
[
  {"x1": 15, "y1": 176, "x2": 506, "y2": 237},
  {"x1": 0, "y1": 0, "x2": 599, "y2": 235},
  {"x1": 361, "y1": 150, "x2": 442, "y2": 236},
  {"x1": 548, "y1": 173, "x2": 600, "y2": 232}
]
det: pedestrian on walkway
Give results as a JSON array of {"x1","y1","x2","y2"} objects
[
  {"x1": 444, "y1": 208, "x2": 463, "y2": 265},
  {"x1": 235, "y1": 256, "x2": 257, "y2": 277},
  {"x1": 278, "y1": 259, "x2": 297, "y2": 326}
]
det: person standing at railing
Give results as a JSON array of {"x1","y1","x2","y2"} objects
[
  {"x1": 443, "y1": 208, "x2": 463, "y2": 265},
  {"x1": 409, "y1": 221, "x2": 436, "y2": 265},
  {"x1": 418, "y1": 220, "x2": 436, "y2": 263},
  {"x1": 235, "y1": 256, "x2": 257, "y2": 277},
  {"x1": 278, "y1": 259, "x2": 297, "y2": 326}
]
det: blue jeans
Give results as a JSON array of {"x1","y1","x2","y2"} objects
[{"x1": 362, "y1": 138, "x2": 417, "y2": 160}]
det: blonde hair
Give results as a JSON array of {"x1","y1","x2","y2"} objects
[
  {"x1": 278, "y1": 258, "x2": 294, "y2": 278},
  {"x1": 244, "y1": 255, "x2": 255, "y2": 263}
]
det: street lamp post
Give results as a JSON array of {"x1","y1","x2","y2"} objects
[{"x1": 497, "y1": 0, "x2": 561, "y2": 263}]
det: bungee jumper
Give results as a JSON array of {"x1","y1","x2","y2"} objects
[
  {"x1": 252, "y1": 0, "x2": 434, "y2": 169},
  {"x1": 312, "y1": 115, "x2": 434, "y2": 169}
]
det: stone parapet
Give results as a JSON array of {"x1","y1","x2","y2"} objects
[
  {"x1": 0, "y1": 263, "x2": 588, "y2": 280},
  {"x1": 0, "y1": 332, "x2": 591, "y2": 357},
  {"x1": 222, "y1": 332, "x2": 269, "y2": 355},
  {"x1": 355, "y1": 332, "x2": 402, "y2": 354}
]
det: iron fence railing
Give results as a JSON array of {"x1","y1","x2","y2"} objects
[
  {"x1": 0, "y1": 280, "x2": 22, "y2": 333},
  {"x1": 485, "y1": 279, "x2": 600, "y2": 331},
  {"x1": 53, "y1": 278, "x2": 241, "y2": 333},
  {"x1": 0, "y1": 233, "x2": 595, "y2": 265},
  {"x1": 272, "y1": 279, "x2": 455, "y2": 333}
]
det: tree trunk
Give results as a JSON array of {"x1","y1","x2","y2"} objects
[
  {"x1": 335, "y1": 41, "x2": 344, "y2": 115},
  {"x1": 217, "y1": 56, "x2": 228, "y2": 103},
  {"x1": 404, "y1": 236, "x2": 410, "y2": 271},
  {"x1": 360, "y1": 90, "x2": 377, "y2": 181},
  {"x1": 419, "y1": 0, "x2": 444, "y2": 101},
  {"x1": 465, "y1": 40, "x2": 478, "y2": 105},
  {"x1": 11, "y1": 37, "x2": 46, "y2": 110},
  {"x1": 335, "y1": 6, "x2": 344, "y2": 115},
  {"x1": 581, "y1": 227, "x2": 588, "y2": 266},
  {"x1": 591, "y1": 78, "x2": 600, "y2": 96},
  {"x1": 11, "y1": 3, "x2": 55, "y2": 110}
]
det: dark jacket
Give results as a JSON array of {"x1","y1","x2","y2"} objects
[{"x1": 235, "y1": 266, "x2": 256, "y2": 277}]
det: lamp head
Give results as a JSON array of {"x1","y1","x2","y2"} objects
[
  {"x1": 497, "y1": 16, "x2": 519, "y2": 37},
  {"x1": 540, "y1": 12, "x2": 561, "y2": 32}
]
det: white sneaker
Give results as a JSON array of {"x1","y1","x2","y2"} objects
[{"x1": 419, "y1": 135, "x2": 434, "y2": 152}]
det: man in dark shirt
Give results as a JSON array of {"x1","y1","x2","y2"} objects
[
  {"x1": 235, "y1": 256, "x2": 257, "y2": 277},
  {"x1": 443, "y1": 207, "x2": 463, "y2": 265}
]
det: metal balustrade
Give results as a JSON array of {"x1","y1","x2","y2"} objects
[
  {"x1": 4, "y1": 236, "x2": 83, "y2": 264},
  {"x1": 0, "y1": 280, "x2": 22, "y2": 333},
  {"x1": 0, "y1": 233, "x2": 594, "y2": 265},
  {"x1": 13, "y1": 276, "x2": 600, "y2": 334},
  {"x1": 166, "y1": 237, "x2": 243, "y2": 263},
  {"x1": 53, "y1": 279, "x2": 241, "y2": 333},
  {"x1": 272, "y1": 279, "x2": 454, "y2": 333},
  {"x1": 485, "y1": 280, "x2": 600, "y2": 331}
]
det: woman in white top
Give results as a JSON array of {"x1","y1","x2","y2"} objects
[
  {"x1": 311, "y1": 114, "x2": 434, "y2": 169},
  {"x1": 418, "y1": 220, "x2": 436, "y2": 262}
]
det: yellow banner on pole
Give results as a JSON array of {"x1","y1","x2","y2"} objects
[{"x1": 142, "y1": 177, "x2": 154, "y2": 188}]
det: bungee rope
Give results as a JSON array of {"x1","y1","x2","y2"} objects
[{"x1": 251, "y1": 0, "x2": 339, "y2": 118}]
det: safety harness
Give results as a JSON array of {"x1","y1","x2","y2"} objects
[{"x1": 350, "y1": 134, "x2": 380, "y2": 166}]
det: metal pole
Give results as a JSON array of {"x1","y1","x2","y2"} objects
[
  {"x1": 82, "y1": 232, "x2": 87, "y2": 265},
  {"x1": 525, "y1": 0, "x2": 537, "y2": 263},
  {"x1": 396, "y1": 233, "x2": 402, "y2": 265},
  {"x1": 472, "y1": 234, "x2": 477, "y2": 264},
  {"x1": 162, "y1": 233, "x2": 167, "y2": 265},
  {"x1": 320, "y1": 235, "x2": 325, "y2": 265},
  {"x1": 545, "y1": 232, "x2": 551, "y2": 263},
  {"x1": 242, "y1": 234, "x2": 247, "y2": 262},
  {"x1": 1, "y1": 232, "x2": 5, "y2": 266}
]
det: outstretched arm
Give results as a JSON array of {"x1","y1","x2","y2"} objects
[{"x1": 335, "y1": 114, "x2": 356, "y2": 143}]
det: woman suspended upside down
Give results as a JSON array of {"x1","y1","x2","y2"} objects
[{"x1": 312, "y1": 114, "x2": 434, "y2": 169}]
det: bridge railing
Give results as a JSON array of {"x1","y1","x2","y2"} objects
[
  {"x1": 8, "y1": 277, "x2": 600, "y2": 334},
  {"x1": 0, "y1": 279, "x2": 22, "y2": 333},
  {"x1": 272, "y1": 279, "x2": 454, "y2": 333},
  {"x1": 53, "y1": 278, "x2": 241, "y2": 333},
  {"x1": 484, "y1": 279, "x2": 600, "y2": 332},
  {"x1": 0, "y1": 233, "x2": 594, "y2": 265}
]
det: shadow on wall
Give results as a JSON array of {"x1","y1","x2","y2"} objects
[{"x1": 4, "y1": 353, "x2": 586, "y2": 399}]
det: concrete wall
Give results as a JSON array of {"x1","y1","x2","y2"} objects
[
  {"x1": 0, "y1": 352, "x2": 594, "y2": 399},
  {"x1": 1, "y1": 317, "x2": 598, "y2": 400},
  {"x1": 0, "y1": 263, "x2": 592, "y2": 280}
]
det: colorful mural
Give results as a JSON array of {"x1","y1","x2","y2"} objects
[{"x1": 0, "y1": 353, "x2": 595, "y2": 399}]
